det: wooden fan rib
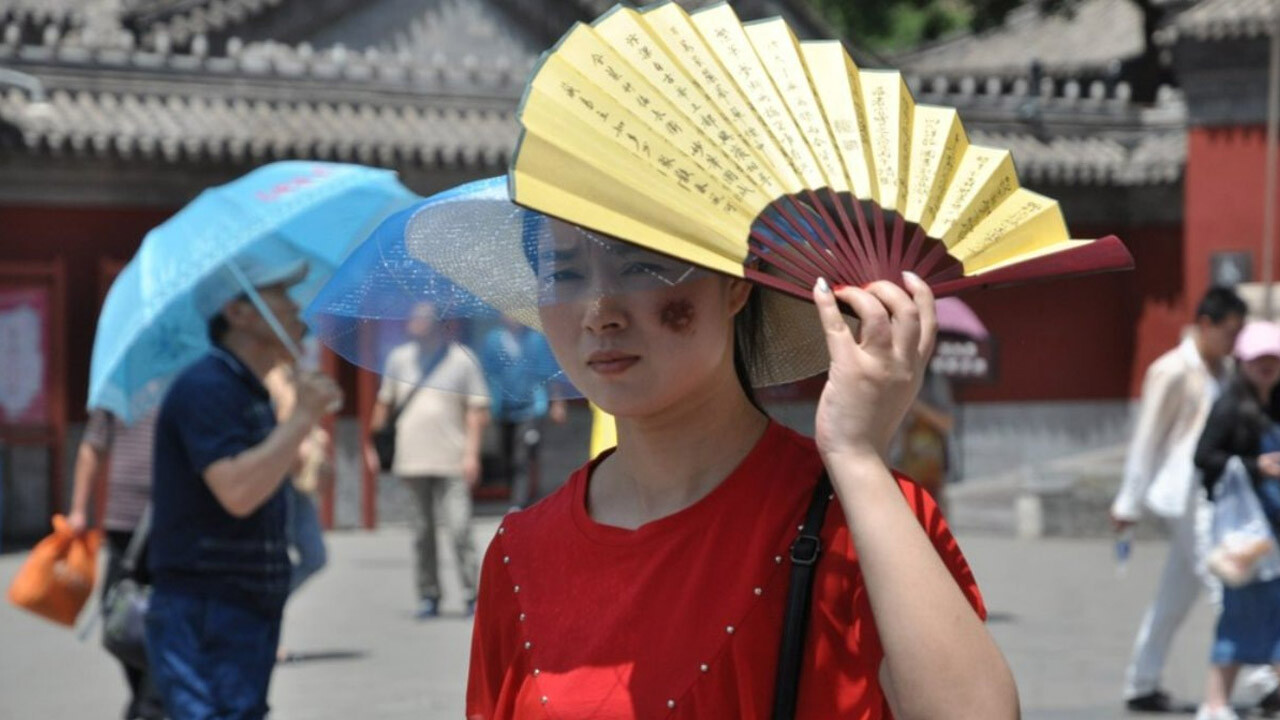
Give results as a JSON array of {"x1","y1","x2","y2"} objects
[
  {"x1": 753, "y1": 212, "x2": 833, "y2": 282},
  {"x1": 865, "y1": 202, "x2": 891, "y2": 279},
  {"x1": 748, "y1": 227, "x2": 822, "y2": 284},
  {"x1": 775, "y1": 195, "x2": 850, "y2": 274},
  {"x1": 820, "y1": 189, "x2": 876, "y2": 286},
  {"x1": 801, "y1": 188, "x2": 862, "y2": 284},
  {"x1": 744, "y1": 265, "x2": 813, "y2": 303},
  {"x1": 744, "y1": 243, "x2": 816, "y2": 295},
  {"x1": 900, "y1": 224, "x2": 929, "y2": 273},
  {"x1": 842, "y1": 194, "x2": 883, "y2": 280},
  {"x1": 888, "y1": 213, "x2": 907, "y2": 277},
  {"x1": 786, "y1": 193, "x2": 860, "y2": 284},
  {"x1": 929, "y1": 235, "x2": 1132, "y2": 297}
]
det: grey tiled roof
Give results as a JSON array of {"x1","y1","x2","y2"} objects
[
  {"x1": 133, "y1": 0, "x2": 290, "y2": 47},
  {"x1": 973, "y1": 129, "x2": 1186, "y2": 186},
  {"x1": 0, "y1": 0, "x2": 1185, "y2": 187},
  {"x1": 0, "y1": 85, "x2": 517, "y2": 168},
  {"x1": 1168, "y1": 0, "x2": 1276, "y2": 41},
  {"x1": 893, "y1": 0, "x2": 1145, "y2": 78},
  {"x1": 0, "y1": 0, "x2": 95, "y2": 24},
  {"x1": 0, "y1": 76, "x2": 1183, "y2": 185}
]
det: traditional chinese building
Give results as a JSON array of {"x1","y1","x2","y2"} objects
[
  {"x1": 0, "y1": 0, "x2": 828, "y2": 540},
  {"x1": 1, "y1": 0, "x2": 1272, "y2": 538}
]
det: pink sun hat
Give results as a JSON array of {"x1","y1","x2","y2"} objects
[{"x1": 1235, "y1": 320, "x2": 1280, "y2": 362}]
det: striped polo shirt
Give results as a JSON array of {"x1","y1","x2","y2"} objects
[{"x1": 83, "y1": 408, "x2": 157, "y2": 531}]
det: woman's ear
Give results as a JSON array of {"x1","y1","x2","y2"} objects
[{"x1": 727, "y1": 277, "x2": 753, "y2": 316}]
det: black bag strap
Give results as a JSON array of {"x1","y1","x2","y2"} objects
[
  {"x1": 386, "y1": 344, "x2": 449, "y2": 426},
  {"x1": 772, "y1": 472, "x2": 833, "y2": 720},
  {"x1": 386, "y1": 380, "x2": 424, "y2": 427}
]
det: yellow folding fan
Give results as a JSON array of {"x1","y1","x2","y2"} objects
[{"x1": 509, "y1": 2, "x2": 1132, "y2": 301}]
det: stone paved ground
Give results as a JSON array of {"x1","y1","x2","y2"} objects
[{"x1": 0, "y1": 518, "x2": 1247, "y2": 719}]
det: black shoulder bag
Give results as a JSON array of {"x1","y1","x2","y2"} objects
[
  {"x1": 371, "y1": 382, "x2": 423, "y2": 472},
  {"x1": 772, "y1": 472, "x2": 834, "y2": 720},
  {"x1": 102, "y1": 505, "x2": 152, "y2": 670}
]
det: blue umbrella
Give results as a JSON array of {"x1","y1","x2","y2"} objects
[{"x1": 89, "y1": 161, "x2": 417, "y2": 421}]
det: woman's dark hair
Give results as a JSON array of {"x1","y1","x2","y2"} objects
[
  {"x1": 1196, "y1": 286, "x2": 1248, "y2": 324},
  {"x1": 1225, "y1": 371, "x2": 1273, "y2": 436},
  {"x1": 733, "y1": 285, "x2": 766, "y2": 413}
]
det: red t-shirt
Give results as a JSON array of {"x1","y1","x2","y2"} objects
[{"x1": 467, "y1": 422, "x2": 985, "y2": 719}]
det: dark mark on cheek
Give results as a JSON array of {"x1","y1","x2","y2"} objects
[{"x1": 659, "y1": 298, "x2": 695, "y2": 334}]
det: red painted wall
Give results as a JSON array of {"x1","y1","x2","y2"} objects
[
  {"x1": 0, "y1": 199, "x2": 1189, "y2": 414},
  {"x1": 1, "y1": 205, "x2": 174, "y2": 423},
  {"x1": 957, "y1": 223, "x2": 1183, "y2": 402},
  {"x1": 1185, "y1": 125, "x2": 1274, "y2": 307}
]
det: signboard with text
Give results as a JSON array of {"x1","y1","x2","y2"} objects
[{"x1": 0, "y1": 287, "x2": 49, "y2": 425}]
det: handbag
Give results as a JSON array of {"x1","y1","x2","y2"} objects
[
  {"x1": 7, "y1": 515, "x2": 101, "y2": 627},
  {"x1": 102, "y1": 506, "x2": 151, "y2": 669},
  {"x1": 1207, "y1": 456, "x2": 1280, "y2": 587},
  {"x1": 772, "y1": 472, "x2": 833, "y2": 720}
]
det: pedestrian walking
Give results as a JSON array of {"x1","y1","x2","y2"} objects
[
  {"x1": 369, "y1": 302, "x2": 489, "y2": 619},
  {"x1": 66, "y1": 407, "x2": 164, "y2": 720},
  {"x1": 478, "y1": 316, "x2": 567, "y2": 508},
  {"x1": 144, "y1": 253, "x2": 342, "y2": 720},
  {"x1": 1109, "y1": 287, "x2": 1262, "y2": 712},
  {"x1": 1193, "y1": 320, "x2": 1280, "y2": 720}
]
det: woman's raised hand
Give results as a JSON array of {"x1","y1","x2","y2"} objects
[{"x1": 811, "y1": 273, "x2": 937, "y2": 463}]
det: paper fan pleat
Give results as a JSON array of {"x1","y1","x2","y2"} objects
[{"x1": 509, "y1": 2, "x2": 1132, "y2": 301}]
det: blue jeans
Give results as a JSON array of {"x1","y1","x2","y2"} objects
[
  {"x1": 1258, "y1": 477, "x2": 1280, "y2": 536},
  {"x1": 286, "y1": 486, "x2": 327, "y2": 594},
  {"x1": 145, "y1": 588, "x2": 282, "y2": 720}
]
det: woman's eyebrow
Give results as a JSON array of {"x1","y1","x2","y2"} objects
[{"x1": 539, "y1": 248, "x2": 580, "y2": 262}]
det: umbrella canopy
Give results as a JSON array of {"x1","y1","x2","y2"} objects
[
  {"x1": 89, "y1": 161, "x2": 417, "y2": 421},
  {"x1": 304, "y1": 183, "x2": 568, "y2": 406}
]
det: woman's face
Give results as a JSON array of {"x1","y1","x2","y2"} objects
[
  {"x1": 535, "y1": 225, "x2": 750, "y2": 418},
  {"x1": 1243, "y1": 354, "x2": 1280, "y2": 393}
]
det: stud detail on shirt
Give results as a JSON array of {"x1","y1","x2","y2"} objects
[
  {"x1": 524, "y1": 641, "x2": 533, "y2": 650},
  {"x1": 498, "y1": 527, "x2": 506, "y2": 535},
  {"x1": 726, "y1": 625, "x2": 735, "y2": 634},
  {"x1": 774, "y1": 555, "x2": 783, "y2": 564},
  {"x1": 514, "y1": 585, "x2": 520, "y2": 593},
  {"x1": 503, "y1": 556, "x2": 510, "y2": 564},
  {"x1": 667, "y1": 700, "x2": 676, "y2": 709},
  {"x1": 533, "y1": 668, "x2": 541, "y2": 676},
  {"x1": 699, "y1": 664, "x2": 709, "y2": 673},
  {"x1": 519, "y1": 613, "x2": 527, "y2": 622},
  {"x1": 541, "y1": 696, "x2": 548, "y2": 705},
  {"x1": 753, "y1": 587, "x2": 762, "y2": 596}
]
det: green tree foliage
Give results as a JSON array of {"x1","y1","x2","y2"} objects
[{"x1": 805, "y1": 0, "x2": 1091, "y2": 54}]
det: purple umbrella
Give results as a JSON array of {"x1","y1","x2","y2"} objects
[{"x1": 936, "y1": 297, "x2": 989, "y2": 340}]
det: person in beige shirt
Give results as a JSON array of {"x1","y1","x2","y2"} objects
[
  {"x1": 370, "y1": 302, "x2": 489, "y2": 619},
  {"x1": 1111, "y1": 286, "x2": 1249, "y2": 713}
]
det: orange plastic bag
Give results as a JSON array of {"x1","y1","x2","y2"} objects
[{"x1": 7, "y1": 515, "x2": 101, "y2": 626}]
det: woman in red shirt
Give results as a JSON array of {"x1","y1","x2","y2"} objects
[{"x1": 465, "y1": 224, "x2": 1018, "y2": 720}]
